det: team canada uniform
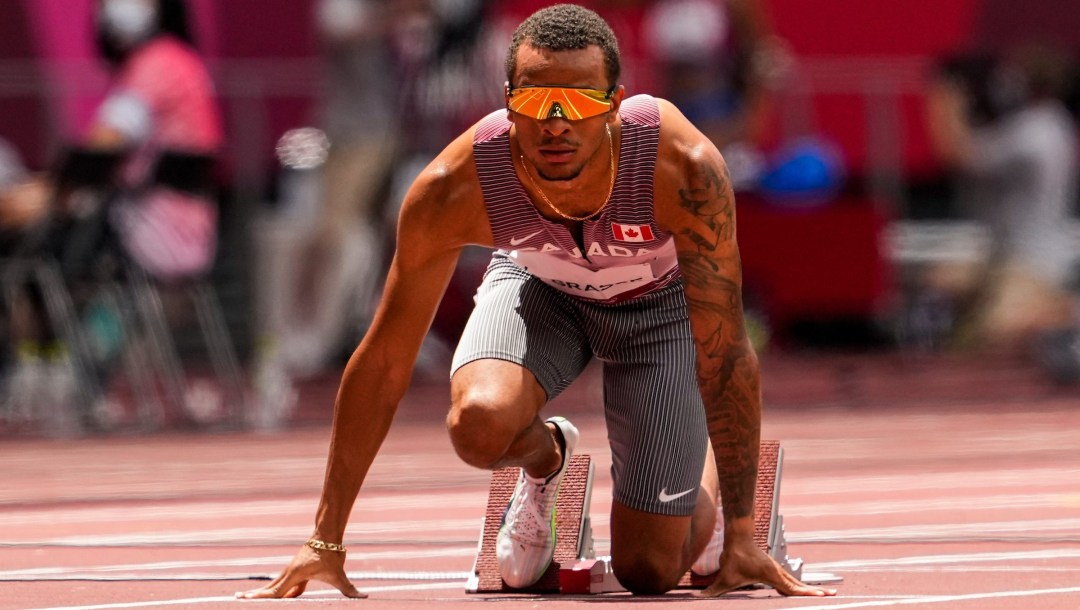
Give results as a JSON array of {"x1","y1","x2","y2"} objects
[{"x1": 451, "y1": 95, "x2": 708, "y2": 516}]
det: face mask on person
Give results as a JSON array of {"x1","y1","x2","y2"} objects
[{"x1": 98, "y1": 0, "x2": 159, "y2": 49}]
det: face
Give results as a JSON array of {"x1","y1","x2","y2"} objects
[
  {"x1": 508, "y1": 43, "x2": 624, "y2": 182},
  {"x1": 97, "y1": 0, "x2": 159, "y2": 47}
]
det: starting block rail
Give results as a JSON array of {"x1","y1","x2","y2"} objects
[{"x1": 468, "y1": 440, "x2": 820, "y2": 594}]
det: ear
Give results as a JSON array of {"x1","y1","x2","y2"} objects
[
  {"x1": 607, "y1": 85, "x2": 626, "y2": 122},
  {"x1": 504, "y1": 81, "x2": 513, "y2": 117}
]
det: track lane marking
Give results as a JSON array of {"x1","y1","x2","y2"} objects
[{"x1": 778, "y1": 586, "x2": 1080, "y2": 610}]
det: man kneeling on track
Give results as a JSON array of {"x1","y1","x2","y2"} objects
[{"x1": 239, "y1": 3, "x2": 837, "y2": 600}]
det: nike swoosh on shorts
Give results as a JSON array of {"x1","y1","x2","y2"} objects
[{"x1": 658, "y1": 487, "x2": 695, "y2": 503}]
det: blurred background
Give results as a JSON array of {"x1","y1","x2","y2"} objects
[{"x1": 1, "y1": 0, "x2": 1078, "y2": 438}]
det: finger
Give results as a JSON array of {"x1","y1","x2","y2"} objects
[
  {"x1": 326, "y1": 571, "x2": 366, "y2": 599},
  {"x1": 767, "y1": 568, "x2": 836, "y2": 597},
  {"x1": 775, "y1": 577, "x2": 837, "y2": 597},
  {"x1": 236, "y1": 574, "x2": 307, "y2": 600},
  {"x1": 235, "y1": 572, "x2": 288, "y2": 599},
  {"x1": 282, "y1": 580, "x2": 309, "y2": 598}
]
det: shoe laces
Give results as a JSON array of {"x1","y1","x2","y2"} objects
[{"x1": 507, "y1": 475, "x2": 558, "y2": 542}]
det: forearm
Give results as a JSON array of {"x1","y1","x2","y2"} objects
[
  {"x1": 672, "y1": 152, "x2": 763, "y2": 528},
  {"x1": 680, "y1": 250, "x2": 763, "y2": 532},
  {"x1": 697, "y1": 335, "x2": 762, "y2": 530},
  {"x1": 311, "y1": 346, "x2": 411, "y2": 542}
]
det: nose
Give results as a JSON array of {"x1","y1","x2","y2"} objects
[{"x1": 540, "y1": 118, "x2": 573, "y2": 137}]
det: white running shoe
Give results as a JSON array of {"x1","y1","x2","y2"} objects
[
  {"x1": 496, "y1": 416, "x2": 579, "y2": 588},
  {"x1": 691, "y1": 501, "x2": 725, "y2": 576}
]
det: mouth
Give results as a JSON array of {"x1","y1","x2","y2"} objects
[{"x1": 538, "y1": 147, "x2": 576, "y2": 164}]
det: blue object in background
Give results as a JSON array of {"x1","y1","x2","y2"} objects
[{"x1": 758, "y1": 137, "x2": 846, "y2": 208}]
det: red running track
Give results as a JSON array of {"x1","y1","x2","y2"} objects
[{"x1": 2, "y1": 351, "x2": 1079, "y2": 609}]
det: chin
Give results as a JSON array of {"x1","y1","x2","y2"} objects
[{"x1": 538, "y1": 165, "x2": 585, "y2": 182}]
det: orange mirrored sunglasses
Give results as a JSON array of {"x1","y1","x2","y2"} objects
[{"x1": 507, "y1": 85, "x2": 614, "y2": 120}]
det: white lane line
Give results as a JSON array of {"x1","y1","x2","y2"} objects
[
  {"x1": 7, "y1": 516, "x2": 1076, "y2": 548},
  {"x1": 5, "y1": 570, "x2": 473, "y2": 582},
  {"x1": 23, "y1": 585, "x2": 1080, "y2": 610},
  {"x1": 783, "y1": 467, "x2": 1080, "y2": 496},
  {"x1": 4, "y1": 490, "x2": 1069, "y2": 529},
  {"x1": 840, "y1": 566, "x2": 1080, "y2": 573},
  {"x1": 5, "y1": 519, "x2": 483, "y2": 546},
  {"x1": 810, "y1": 548, "x2": 1080, "y2": 571},
  {"x1": 777, "y1": 586, "x2": 1080, "y2": 610},
  {"x1": 787, "y1": 492, "x2": 1073, "y2": 517},
  {"x1": 24, "y1": 595, "x2": 237, "y2": 610},
  {"x1": 0, "y1": 493, "x2": 489, "y2": 527},
  {"x1": 9, "y1": 547, "x2": 1077, "y2": 581},
  {"x1": 23, "y1": 582, "x2": 463, "y2": 610},
  {"x1": 0, "y1": 548, "x2": 477, "y2": 579},
  {"x1": 790, "y1": 517, "x2": 1080, "y2": 543}
]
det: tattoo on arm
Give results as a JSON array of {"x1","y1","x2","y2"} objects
[{"x1": 677, "y1": 160, "x2": 761, "y2": 521}]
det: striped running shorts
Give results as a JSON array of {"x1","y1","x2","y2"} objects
[{"x1": 451, "y1": 254, "x2": 708, "y2": 516}]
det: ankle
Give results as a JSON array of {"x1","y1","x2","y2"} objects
[{"x1": 524, "y1": 422, "x2": 565, "y2": 480}]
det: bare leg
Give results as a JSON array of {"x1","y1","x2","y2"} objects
[
  {"x1": 610, "y1": 444, "x2": 719, "y2": 594},
  {"x1": 447, "y1": 358, "x2": 562, "y2": 478}
]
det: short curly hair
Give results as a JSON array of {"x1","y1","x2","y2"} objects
[{"x1": 505, "y1": 4, "x2": 621, "y2": 89}]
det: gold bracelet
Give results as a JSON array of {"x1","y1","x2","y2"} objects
[{"x1": 306, "y1": 538, "x2": 347, "y2": 553}]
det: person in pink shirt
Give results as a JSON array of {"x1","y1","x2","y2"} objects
[
  {"x1": 92, "y1": 0, "x2": 221, "y2": 152},
  {"x1": 91, "y1": 0, "x2": 224, "y2": 280}
]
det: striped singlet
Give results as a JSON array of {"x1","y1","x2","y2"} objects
[{"x1": 472, "y1": 95, "x2": 679, "y2": 304}]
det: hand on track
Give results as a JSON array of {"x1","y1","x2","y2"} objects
[
  {"x1": 698, "y1": 537, "x2": 836, "y2": 598},
  {"x1": 236, "y1": 543, "x2": 365, "y2": 599}
]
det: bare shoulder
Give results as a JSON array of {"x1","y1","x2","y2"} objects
[
  {"x1": 396, "y1": 124, "x2": 494, "y2": 265},
  {"x1": 652, "y1": 98, "x2": 733, "y2": 240}
]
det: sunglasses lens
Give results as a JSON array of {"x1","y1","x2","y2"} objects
[{"x1": 509, "y1": 87, "x2": 611, "y2": 120}]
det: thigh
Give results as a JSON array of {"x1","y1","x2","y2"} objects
[
  {"x1": 598, "y1": 283, "x2": 709, "y2": 517},
  {"x1": 451, "y1": 255, "x2": 591, "y2": 400}
]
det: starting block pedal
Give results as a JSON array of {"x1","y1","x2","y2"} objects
[
  {"x1": 680, "y1": 439, "x2": 804, "y2": 588},
  {"x1": 466, "y1": 454, "x2": 595, "y2": 593}
]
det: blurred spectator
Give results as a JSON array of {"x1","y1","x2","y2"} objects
[
  {"x1": 0, "y1": 137, "x2": 49, "y2": 233},
  {"x1": 0, "y1": 137, "x2": 37, "y2": 409},
  {"x1": 925, "y1": 44, "x2": 1080, "y2": 381},
  {"x1": 251, "y1": 0, "x2": 418, "y2": 428},
  {"x1": 263, "y1": 0, "x2": 499, "y2": 378},
  {"x1": 640, "y1": 0, "x2": 788, "y2": 185},
  {"x1": 266, "y1": 0, "x2": 406, "y2": 376},
  {"x1": 2, "y1": 0, "x2": 225, "y2": 431},
  {"x1": 92, "y1": 0, "x2": 223, "y2": 279}
]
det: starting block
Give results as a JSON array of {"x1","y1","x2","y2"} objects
[
  {"x1": 467, "y1": 441, "x2": 832, "y2": 594},
  {"x1": 466, "y1": 454, "x2": 595, "y2": 593}
]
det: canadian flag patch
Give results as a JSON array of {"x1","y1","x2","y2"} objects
[{"x1": 611, "y1": 223, "x2": 654, "y2": 242}]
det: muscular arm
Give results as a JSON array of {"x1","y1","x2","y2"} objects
[
  {"x1": 679, "y1": 159, "x2": 760, "y2": 525},
  {"x1": 239, "y1": 126, "x2": 493, "y2": 601},
  {"x1": 655, "y1": 100, "x2": 761, "y2": 530},
  {"x1": 310, "y1": 132, "x2": 491, "y2": 544}
]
